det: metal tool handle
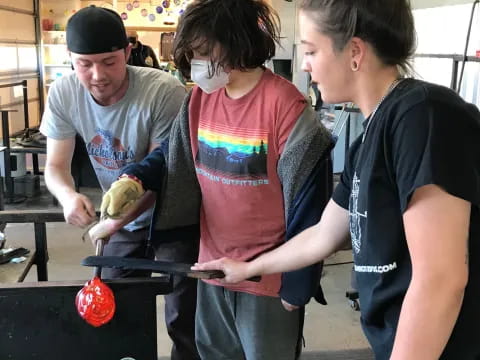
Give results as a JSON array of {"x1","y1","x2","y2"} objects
[{"x1": 93, "y1": 238, "x2": 105, "y2": 278}]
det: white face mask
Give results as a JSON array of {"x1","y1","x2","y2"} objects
[{"x1": 190, "y1": 59, "x2": 229, "y2": 94}]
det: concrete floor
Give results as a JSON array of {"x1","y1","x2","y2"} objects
[{"x1": 2, "y1": 185, "x2": 372, "y2": 359}]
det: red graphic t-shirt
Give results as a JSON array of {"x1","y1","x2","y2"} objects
[{"x1": 189, "y1": 69, "x2": 307, "y2": 297}]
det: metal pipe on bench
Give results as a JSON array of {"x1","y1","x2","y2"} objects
[
  {"x1": 1, "y1": 110, "x2": 15, "y2": 204},
  {"x1": 21, "y1": 80, "x2": 29, "y2": 129}
]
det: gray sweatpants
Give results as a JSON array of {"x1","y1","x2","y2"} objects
[{"x1": 195, "y1": 281, "x2": 302, "y2": 360}]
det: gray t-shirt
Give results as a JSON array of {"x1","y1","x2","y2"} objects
[{"x1": 40, "y1": 65, "x2": 186, "y2": 230}]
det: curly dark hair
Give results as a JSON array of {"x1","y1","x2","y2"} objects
[{"x1": 173, "y1": 0, "x2": 280, "y2": 78}]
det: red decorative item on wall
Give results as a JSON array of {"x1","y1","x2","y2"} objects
[{"x1": 75, "y1": 277, "x2": 116, "y2": 327}]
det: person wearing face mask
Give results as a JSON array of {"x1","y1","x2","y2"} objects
[
  {"x1": 126, "y1": 30, "x2": 160, "y2": 69},
  {"x1": 90, "y1": 0, "x2": 334, "y2": 359},
  {"x1": 189, "y1": 59, "x2": 229, "y2": 94}
]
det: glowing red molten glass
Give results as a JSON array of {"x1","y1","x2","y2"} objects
[{"x1": 75, "y1": 277, "x2": 116, "y2": 327}]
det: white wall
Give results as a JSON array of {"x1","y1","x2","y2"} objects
[{"x1": 271, "y1": 0, "x2": 296, "y2": 60}]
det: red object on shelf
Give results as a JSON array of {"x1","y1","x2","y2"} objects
[
  {"x1": 476, "y1": 50, "x2": 480, "y2": 58},
  {"x1": 42, "y1": 19, "x2": 53, "y2": 31},
  {"x1": 75, "y1": 277, "x2": 116, "y2": 327}
]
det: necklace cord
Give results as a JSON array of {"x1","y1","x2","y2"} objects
[{"x1": 361, "y1": 78, "x2": 404, "y2": 143}]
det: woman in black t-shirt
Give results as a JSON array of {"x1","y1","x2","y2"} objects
[{"x1": 193, "y1": 0, "x2": 480, "y2": 359}]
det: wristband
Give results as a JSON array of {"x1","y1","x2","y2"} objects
[{"x1": 118, "y1": 174, "x2": 143, "y2": 187}]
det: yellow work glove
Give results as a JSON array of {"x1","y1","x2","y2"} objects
[{"x1": 100, "y1": 177, "x2": 145, "y2": 219}]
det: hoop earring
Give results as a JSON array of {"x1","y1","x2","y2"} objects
[{"x1": 351, "y1": 60, "x2": 359, "y2": 72}]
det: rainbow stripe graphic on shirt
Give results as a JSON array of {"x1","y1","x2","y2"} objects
[{"x1": 196, "y1": 121, "x2": 269, "y2": 180}]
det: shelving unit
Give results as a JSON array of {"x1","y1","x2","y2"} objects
[
  {"x1": 39, "y1": 1, "x2": 77, "y2": 97},
  {"x1": 40, "y1": 29, "x2": 71, "y2": 95},
  {"x1": 40, "y1": 32, "x2": 71, "y2": 99}
]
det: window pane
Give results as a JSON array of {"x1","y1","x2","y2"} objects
[
  {"x1": 459, "y1": 62, "x2": 480, "y2": 107},
  {"x1": 413, "y1": 3, "x2": 480, "y2": 107},
  {"x1": 18, "y1": 46, "x2": 38, "y2": 70},
  {"x1": 412, "y1": 58, "x2": 453, "y2": 88},
  {"x1": 0, "y1": 46, "x2": 18, "y2": 72},
  {"x1": 414, "y1": 4, "x2": 479, "y2": 55}
]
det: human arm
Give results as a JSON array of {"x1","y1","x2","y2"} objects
[
  {"x1": 90, "y1": 142, "x2": 163, "y2": 242},
  {"x1": 99, "y1": 139, "x2": 167, "y2": 217},
  {"x1": 276, "y1": 104, "x2": 335, "y2": 308},
  {"x1": 390, "y1": 184, "x2": 469, "y2": 359},
  {"x1": 99, "y1": 81, "x2": 186, "y2": 220},
  {"x1": 193, "y1": 199, "x2": 350, "y2": 282},
  {"x1": 386, "y1": 92, "x2": 479, "y2": 358},
  {"x1": 115, "y1": 76, "x2": 184, "y2": 192},
  {"x1": 280, "y1": 153, "x2": 333, "y2": 309},
  {"x1": 88, "y1": 190, "x2": 156, "y2": 244},
  {"x1": 44, "y1": 137, "x2": 96, "y2": 227}
]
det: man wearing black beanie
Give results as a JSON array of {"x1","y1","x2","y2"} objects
[{"x1": 40, "y1": 6, "x2": 200, "y2": 360}]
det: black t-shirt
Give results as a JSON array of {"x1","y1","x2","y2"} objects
[{"x1": 332, "y1": 79, "x2": 480, "y2": 360}]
